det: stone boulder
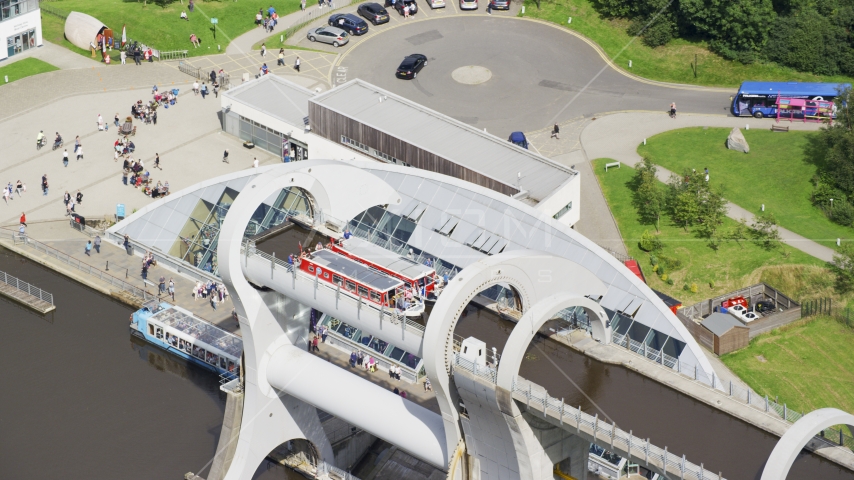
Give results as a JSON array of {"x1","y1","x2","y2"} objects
[{"x1": 727, "y1": 127, "x2": 749, "y2": 153}]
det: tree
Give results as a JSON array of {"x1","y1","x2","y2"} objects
[
  {"x1": 751, "y1": 212, "x2": 782, "y2": 250},
  {"x1": 631, "y1": 157, "x2": 665, "y2": 230},
  {"x1": 830, "y1": 242, "x2": 854, "y2": 292},
  {"x1": 671, "y1": 191, "x2": 699, "y2": 231},
  {"x1": 680, "y1": 0, "x2": 776, "y2": 61},
  {"x1": 695, "y1": 184, "x2": 728, "y2": 239},
  {"x1": 725, "y1": 218, "x2": 749, "y2": 248}
]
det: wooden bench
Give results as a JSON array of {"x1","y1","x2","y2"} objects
[
  {"x1": 771, "y1": 124, "x2": 789, "y2": 132},
  {"x1": 605, "y1": 161, "x2": 621, "y2": 171}
]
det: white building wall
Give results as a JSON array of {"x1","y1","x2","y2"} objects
[
  {"x1": 533, "y1": 174, "x2": 580, "y2": 227},
  {"x1": 0, "y1": 8, "x2": 42, "y2": 62}
]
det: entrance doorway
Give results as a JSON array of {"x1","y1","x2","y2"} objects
[{"x1": 6, "y1": 28, "x2": 36, "y2": 57}]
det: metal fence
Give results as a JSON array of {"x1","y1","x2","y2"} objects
[
  {"x1": 452, "y1": 354, "x2": 725, "y2": 480},
  {"x1": 0, "y1": 269, "x2": 53, "y2": 305},
  {"x1": 160, "y1": 50, "x2": 189, "y2": 61},
  {"x1": 177, "y1": 61, "x2": 231, "y2": 89},
  {"x1": 39, "y1": 3, "x2": 68, "y2": 19},
  {"x1": 10, "y1": 233, "x2": 153, "y2": 302}
]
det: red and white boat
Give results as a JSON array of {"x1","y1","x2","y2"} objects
[
  {"x1": 296, "y1": 245, "x2": 425, "y2": 317},
  {"x1": 329, "y1": 236, "x2": 439, "y2": 301}
]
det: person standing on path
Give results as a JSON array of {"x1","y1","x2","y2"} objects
[
  {"x1": 62, "y1": 149, "x2": 69, "y2": 167},
  {"x1": 669, "y1": 102, "x2": 676, "y2": 118},
  {"x1": 211, "y1": 294, "x2": 218, "y2": 311},
  {"x1": 294, "y1": 56, "x2": 300, "y2": 72},
  {"x1": 200, "y1": 83, "x2": 208, "y2": 99},
  {"x1": 2, "y1": 188, "x2": 9, "y2": 205},
  {"x1": 159, "y1": 276, "x2": 166, "y2": 295},
  {"x1": 210, "y1": 70, "x2": 216, "y2": 84},
  {"x1": 94, "y1": 234, "x2": 101, "y2": 253},
  {"x1": 551, "y1": 123, "x2": 560, "y2": 139},
  {"x1": 193, "y1": 80, "x2": 199, "y2": 95},
  {"x1": 20, "y1": 212, "x2": 26, "y2": 227},
  {"x1": 301, "y1": 0, "x2": 306, "y2": 11},
  {"x1": 213, "y1": 82, "x2": 219, "y2": 98},
  {"x1": 114, "y1": 113, "x2": 120, "y2": 128},
  {"x1": 76, "y1": 145, "x2": 83, "y2": 161},
  {"x1": 120, "y1": 50, "x2": 126, "y2": 65},
  {"x1": 41, "y1": 174, "x2": 48, "y2": 196},
  {"x1": 152, "y1": 111, "x2": 157, "y2": 125},
  {"x1": 85, "y1": 240, "x2": 92, "y2": 256},
  {"x1": 97, "y1": 114, "x2": 104, "y2": 131},
  {"x1": 155, "y1": 153, "x2": 162, "y2": 170},
  {"x1": 223, "y1": 149, "x2": 229, "y2": 163},
  {"x1": 253, "y1": 157, "x2": 259, "y2": 169},
  {"x1": 76, "y1": 190, "x2": 83, "y2": 205},
  {"x1": 168, "y1": 278, "x2": 175, "y2": 301},
  {"x1": 261, "y1": 43, "x2": 267, "y2": 58}
]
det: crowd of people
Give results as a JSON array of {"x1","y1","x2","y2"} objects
[{"x1": 193, "y1": 280, "x2": 230, "y2": 310}]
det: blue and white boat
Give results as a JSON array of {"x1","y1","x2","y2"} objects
[{"x1": 130, "y1": 301, "x2": 242, "y2": 378}]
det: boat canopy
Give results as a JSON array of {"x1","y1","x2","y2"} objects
[{"x1": 151, "y1": 306, "x2": 243, "y2": 357}]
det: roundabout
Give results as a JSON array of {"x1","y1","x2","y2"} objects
[{"x1": 331, "y1": 15, "x2": 734, "y2": 134}]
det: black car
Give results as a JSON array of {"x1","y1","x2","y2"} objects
[
  {"x1": 396, "y1": 54, "x2": 427, "y2": 79},
  {"x1": 489, "y1": 0, "x2": 510, "y2": 8},
  {"x1": 357, "y1": 2, "x2": 390, "y2": 25},
  {"x1": 328, "y1": 13, "x2": 369, "y2": 35},
  {"x1": 392, "y1": 0, "x2": 418, "y2": 15}
]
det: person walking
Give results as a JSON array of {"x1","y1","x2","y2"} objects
[
  {"x1": 551, "y1": 123, "x2": 560, "y2": 139},
  {"x1": 200, "y1": 83, "x2": 208, "y2": 99},
  {"x1": 62, "y1": 149, "x2": 69, "y2": 167},
  {"x1": 19, "y1": 212, "x2": 26, "y2": 227},
  {"x1": 15, "y1": 180, "x2": 23, "y2": 197},
  {"x1": 300, "y1": 0, "x2": 306, "y2": 10},
  {"x1": 85, "y1": 240, "x2": 92, "y2": 256},
  {"x1": 94, "y1": 234, "x2": 101, "y2": 254},
  {"x1": 209, "y1": 69, "x2": 216, "y2": 84},
  {"x1": 193, "y1": 80, "x2": 199, "y2": 95},
  {"x1": 223, "y1": 149, "x2": 230, "y2": 163},
  {"x1": 97, "y1": 114, "x2": 104, "y2": 131},
  {"x1": 115, "y1": 113, "x2": 121, "y2": 128},
  {"x1": 213, "y1": 82, "x2": 220, "y2": 98},
  {"x1": 76, "y1": 145, "x2": 83, "y2": 161},
  {"x1": 159, "y1": 276, "x2": 167, "y2": 295},
  {"x1": 211, "y1": 294, "x2": 218, "y2": 311},
  {"x1": 154, "y1": 153, "x2": 161, "y2": 170},
  {"x1": 168, "y1": 278, "x2": 175, "y2": 301},
  {"x1": 152, "y1": 111, "x2": 157, "y2": 125},
  {"x1": 277, "y1": 49, "x2": 285, "y2": 66},
  {"x1": 41, "y1": 174, "x2": 48, "y2": 196},
  {"x1": 294, "y1": 56, "x2": 301, "y2": 72},
  {"x1": 261, "y1": 43, "x2": 267, "y2": 58},
  {"x1": 76, "y1": 190, "x2": 83, "y2": 205},
  {"x1": 669, "y1": 102, "x2": 677, "y2": 118},
  {"x1": 2, "y1": 188, "x2": 9, "y2": 205},
  {"x1": 120, "y1": 50, "x2": 126, "y2": 65},
  {"x1": 486, "y1": 0, "x2": 492, "y2": 14},
  {"x1": 253, "y1": 157, "x2": 259, "y2": 169}
]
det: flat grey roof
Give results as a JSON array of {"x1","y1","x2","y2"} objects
[
  {"x1": 224, "y1": 75, "x2": 314, "y2": 128},
  {"x1": 311, "y1": 79, "x2": 577, "y2": 202},
  {"x1": 701, "y1": 312, "x2": 745, "y2": 337},
  {"x1": 340, "y1": 237, "x2": 434, "y2": 280},
  {"x1": 310, "y1": 249, "x2": 403, "y2": 292}
]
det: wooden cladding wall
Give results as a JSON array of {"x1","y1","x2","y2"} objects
[{"x1": 310, "y1": 103, "x2": 519, "y2": 196}]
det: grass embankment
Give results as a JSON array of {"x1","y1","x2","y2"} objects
[
  {"x1": 0, "y1": 58, "x2": 59, "y2": 84},
  {"x1": 637, "y1": 127, "x2": 850, "y2": 249},
  {"x1": 722, "y1": 316, "x2": 854, "y2": 415},
  {"x1": 520, "y1": 0, "x2": 854, "y2": 87},
  {"x1": 591, "y1": 158, "x2": 822, "y2": 304},
  {"x1": 41, "y1": 0, "x2": 301, "y2": 60}
]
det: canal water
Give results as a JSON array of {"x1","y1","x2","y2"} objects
[
  {"x1": 455, "y1": 304, "x2": 854, "y2": 480},
  {"x1": 0, "y1": 248, "x2": 297, "y2": 480}
]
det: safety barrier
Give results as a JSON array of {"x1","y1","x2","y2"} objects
[
  {"x1": 0, "y1": 269, "x2": 53, "y2": 305},
  {"x1": 452, "y1": 354, "x2": 725, "y2": 480}
]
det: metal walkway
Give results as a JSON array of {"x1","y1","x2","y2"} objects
[{"x1": 0, "y1": 269, "x2": 55, "y2": 314}]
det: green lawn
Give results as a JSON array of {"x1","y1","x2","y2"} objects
[
  {"x1": 41, "y1": 0, "x2": 301, "y2": 59},
  {"x1": 521, "y1": 0, "x2": 854, "y2": 88},
  {"x1": 637, "y1": 127, "x2": 850, "y2": 249},
  {"x1": 592, "y1": 158, "x2": 822, "y2": 304},
  {"x1": 722, "y1": 317, "x2": 854, "y2": 415},
  {"x1": 0, "y1": 58, "x2": 59, "y2": 84}
]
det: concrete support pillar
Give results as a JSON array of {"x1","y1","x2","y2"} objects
[{"x1": 558, "y1": 435, "x2": 589, "y2": 480}]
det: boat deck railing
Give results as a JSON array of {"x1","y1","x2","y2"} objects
[
  {"x1": 243, "y1": 240, "x2": 426, "y2": 337},
  {"x1": 452, "y1": 353, "x2": 726, "y2": 480},
  {"x1": 0, "y1": 268, "x2": 56, "y2": 314},
  {"x1": 316, "y1": 460, "x2": 361, "y2": 480}
]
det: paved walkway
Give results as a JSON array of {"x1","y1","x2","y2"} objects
[
  {"x1": 576, "y1": 112, "x2": 835, "y2": 262},
  {"x1": 0, "y1": 40, "x2": 103, "y2": 70},
  {"x1": 0, "y1": 220, "x2": 236, "y2": 328}
]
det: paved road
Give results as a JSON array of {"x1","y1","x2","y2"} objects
[{"x1": 336, "y1": 16, "x2": 734, "y2": 134}]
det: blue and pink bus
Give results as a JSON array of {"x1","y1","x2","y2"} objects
[{"x1": 731, "y1": 81, "x2": 851, "y2": 118}]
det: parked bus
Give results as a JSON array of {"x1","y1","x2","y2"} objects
[{"x1": 731, "y1": 81, "x2": 851, "y2": 118}]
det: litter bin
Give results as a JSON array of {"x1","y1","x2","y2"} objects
[{"x1": 70, "y1": 213, "x2": 86, "y2": 232}]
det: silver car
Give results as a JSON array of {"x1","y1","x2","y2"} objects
[{"x1": 307, "y1": 26, "x2": 350, "y2": 47}]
